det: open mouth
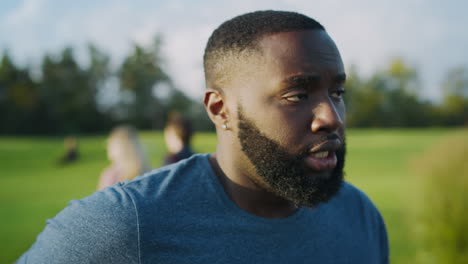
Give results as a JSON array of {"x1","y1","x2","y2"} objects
[
  {"x1": 304, "y1": 139, "x2": 341, "y2": 171},
  {"x1": 305, "y1": 150, "x2": 337, "y2": 171},
  {"x1": 311, "y1": 151, "x2": 329, "y2": 159}
]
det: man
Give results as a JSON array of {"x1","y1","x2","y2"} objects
[{"x1": 18, "y1": 10, "x2": 388, "y2": 263}]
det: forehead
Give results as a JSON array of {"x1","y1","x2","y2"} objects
[{"x1": 256, "y1": 30, "x2": 344, "y2": 77}]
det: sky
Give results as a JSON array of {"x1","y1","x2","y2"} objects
[{"x1": 0, "y1": 0, "x2": 466, "y2": 101}]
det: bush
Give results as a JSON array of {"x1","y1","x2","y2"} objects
[{"x1": 410, "y1": 129, "x2": 468, "y2": 263}]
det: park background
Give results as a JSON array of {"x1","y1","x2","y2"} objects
[{"x1": 1, "y1": 0, "x2": 467, "y2": 263}]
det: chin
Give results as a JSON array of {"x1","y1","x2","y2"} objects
[{"x1": 305, "y1": 169, "x2": 334, "y2": 179}]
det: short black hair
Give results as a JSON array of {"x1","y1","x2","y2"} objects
[{"x1": 203, "y1": 10, "x2": 325, "y2": 90}]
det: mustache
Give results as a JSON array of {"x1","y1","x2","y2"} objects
[
  {"x1": 298, "y1": 134, "x2": 343, "y2": 157},
  {"x1": 313, "y1": 133, "x2": 340, "y2": 144}
]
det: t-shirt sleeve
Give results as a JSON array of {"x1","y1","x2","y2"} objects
[
  {"x1": 359, "y1": 189, "x2": 390, "y2": 264},
  {"x1": 376, "y1": 209, "x2": 389, "y2": 264},
  {"x1": 16, "y1": 184, "x2": 140, "y2": 264},
  {"x1": 338, "y1": 183, "x2": 390, "y2": 264}
]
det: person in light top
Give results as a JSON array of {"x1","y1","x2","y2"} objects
[{"x1": 98, "y1": 125, "x2": 150, "y2": 190}]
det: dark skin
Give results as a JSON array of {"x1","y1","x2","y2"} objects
[{"x1": 204, "y1": 29, "x2": 346, "y2": 218}]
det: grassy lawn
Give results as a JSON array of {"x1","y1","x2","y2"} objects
[{"x1": 0, "y1": 128, "x2": 455, "y2": 263}]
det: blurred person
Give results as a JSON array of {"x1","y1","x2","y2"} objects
[
  {"x1": 58, "y1": 136, "x2": 79, "y2": 165},
  {"x1": 97, "y1": 125, "x2": 151, "y2": 190},
  {"x1": 163, "y1": 113, "x2": 194, "y2": 165},
  {"x1": 18, "y1": 11, "x2": 388, "y2": 263}
]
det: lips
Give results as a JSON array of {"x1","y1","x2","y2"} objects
[{"x1": 304, "y1": 139, "x2": 341, "y2": 171}]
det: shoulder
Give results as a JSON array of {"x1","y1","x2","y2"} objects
[
  {"x1": 336, "y1": 182, "x2": 389, "y2": 261},
  {"x1": 121, "y1": 153, "x2": 211, "y2": 203},
  {"x1": 18, "y1": 154, "x2": 211, "y2": 263},
  {"x1": 327, "y1": 182, "x2": 387, "y2": 231},
  {"x1": 126, "y1": 153, "x2": 209, "y2": 186},
  {"x1": 18, "y1": 185, "x2": 140, "y2": 263},
  {"x1": 335, "y1": 182, "x2": 380, "y2": 212},
  {"x1": 321, "y1": 182, "x2": 388, "y2": 259},
  {"x1": 331, "y1": 182, "x2": 388, "y2": 239}
]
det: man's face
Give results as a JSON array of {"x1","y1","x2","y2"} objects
[{"x1": 232, "y1": 30, "x2": 346, "y2": 207}]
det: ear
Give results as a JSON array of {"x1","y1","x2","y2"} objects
[{"x1": 204, "y1": 89, "x2": 229, "y2": 129}]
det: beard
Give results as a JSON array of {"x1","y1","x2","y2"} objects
[{"x1": 237, "y1": 106, "x2": 345, "y2": 208}]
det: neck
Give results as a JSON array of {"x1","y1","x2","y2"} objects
[{"x1": 209, "y1": 152, "x2": 298, "y2": 219}]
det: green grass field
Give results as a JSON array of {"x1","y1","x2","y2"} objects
[{"x1": 0, "y1": 128, "x2": 457, "y2": 263}]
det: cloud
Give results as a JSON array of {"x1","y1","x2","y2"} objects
[
  {"x1": 1, "y1": 0, "x2": 53, "y2": 59},
  {"x1": 161, "y1": 24, "x2": 214, "y2": 99},
  {"x1": 3, "y1": 0, "x2": 46, "y2": 26},
  {"x1": 1, "y1": 0, "x2": 467, "y2": 100}
]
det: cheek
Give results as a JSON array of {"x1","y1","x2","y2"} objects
[
  {"x1": 260, "y1": 109, "x2": 307, "y2": 146},
  {"x1": 238, "y1": 96, "x2": 307, "y2": 148}
]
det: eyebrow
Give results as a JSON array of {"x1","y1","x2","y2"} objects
[
  {"x1": 283, "y1": 73, "x2": 347, "y2": 86},
  {"x1": 335, "y1": 73, "x2": 347, "y2": 84},
  {"x1": 283, "y1": 74, "x2": 320, "y2": 86}
]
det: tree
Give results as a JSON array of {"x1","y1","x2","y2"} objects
[
  {"x1": 345, "y1": 58, "x2": 433, "y2": 127},
  {"x1": 0, "y1": 52, "x2": 40, "y2": 134},
  {"x1": 439, "y1": 66, "x2": 468, "y2": 126},
  {"x1": 118, "y1": 36, "x2": 170, "y2": 128},
  {"x1": 38, "y1": 47, "x2": 110, "y2": 134}
]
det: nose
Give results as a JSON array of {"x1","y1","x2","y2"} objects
[{"x1": 311, "y1": 99, "x2": 344, "y2": 133}]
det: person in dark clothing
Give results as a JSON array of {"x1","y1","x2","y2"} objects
[
  {"x1": 163, "y1": 113, "x2": 194, "y2": 165},
  {"x1": 58, "y1": 136, "x2": 79, "y2": 165}
]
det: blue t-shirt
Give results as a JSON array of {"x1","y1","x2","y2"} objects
[{"x1": 18, "y1": 154, "x2": 388, "y2": 263}]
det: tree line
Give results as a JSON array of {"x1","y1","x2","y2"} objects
[
  {"x1": 0, "y1": 38, "x2": 212, "y2": 135},
  {"x1": 0, "y1": 39, "x2": 467, "y2": 135},
  {"x1": 345, "y1": 59, "x2": 468, "y2": 128}
]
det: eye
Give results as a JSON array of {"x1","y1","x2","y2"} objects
[
  {"x1": 330, "y1": 90, "x2": 345, "y2": 100},
  {"x1": 285, "y1": 93, "x2": 308, "y2": 102}
]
